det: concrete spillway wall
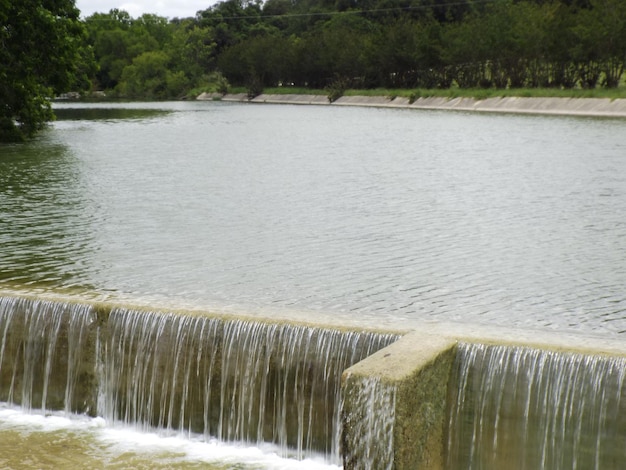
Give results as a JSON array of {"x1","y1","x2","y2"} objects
[
  {"x1": 342, "y1": 324, "x2": 626, "y2": 469},
  {"x1": 2, "y1": 293, "x2": 626, "y2": 467},
  {"x1": 0, "y1": 294, "x2": 399, "y2": 463},
  {"x1": 197, "y1": 92, "x2": 626, "y2": 119},
  {"x1": 342, "y1": 334, "x2": 457, "y2": 470}
]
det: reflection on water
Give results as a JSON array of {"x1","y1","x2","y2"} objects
[
  {"x1": 2, "y1": 101, "x2": 626, "y2": 335},
  {"x1": 54, "y1": 107, "x2": 169, "y2": 122},
  {"x1": 0, "y1": 140, "x2": 95, "y2": 291}
]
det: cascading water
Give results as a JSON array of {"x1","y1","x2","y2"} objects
[
  {"x1": 98, "y1": 307, "x2": 397, "y2": 462},
  {"x1": 447, "y1": 342, "x2": 626, "y2": 470},
  {"x1": 342, "y1": 375, "x2": 396, "y2": 470},
  {"x1": 0, "y1": 296, "x2": 96, "y2": 414},
  {"x1": 0, "y1": 295, "x2": 399, "y2": 465}
]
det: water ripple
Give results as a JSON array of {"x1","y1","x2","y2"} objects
[{"x1": 1, "y1": 102, "x2": 626, "y2": 335}]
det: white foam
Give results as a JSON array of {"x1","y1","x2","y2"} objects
[
  {"x1": 0, "y1": 404, "x2": 341, "y2": 470},
  {"x1": 97, "y1": 426, "x2": 340, "y2": 469},
  {"x1": 0, "y1": 404, "x2": 101, "y2": 432}
]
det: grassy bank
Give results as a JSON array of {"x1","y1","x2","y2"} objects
[{"x1": 228, "y1": 85, "x2": 626, "y2": 101}]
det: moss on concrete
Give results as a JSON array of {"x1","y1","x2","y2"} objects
[
  {"x1": 393, "y1": 343, "x2": 456, "y2": 470},
  {"x1": 342, "y1": 333, "x2": 457, "y2": 470}
]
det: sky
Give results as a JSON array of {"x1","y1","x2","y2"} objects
[{"x1": 75, "y1": 0, "x2": 216, "y2": 19}]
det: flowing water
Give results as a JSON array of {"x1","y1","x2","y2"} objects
[
  {"x1": 341, "y1": 376, "x2": 396, "y2": 470},
  {"x1": 0, "y1": 295, "x2": 396, "y2": 467},
  {"x1": 447, "y1": 343, "x2": 626, "y2": 469},
  {"x1": 98, "y1": 306, "x2": 395, "y2": 460},
  {"x1": 2, "y1": 101, "x2": 626, "y2": 467},
  {"x1": 0, "y1": 406, "x2": 337, "y2": 470}
]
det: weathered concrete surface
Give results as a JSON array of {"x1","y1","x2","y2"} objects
[
  {"x1": 198, "y1": 92, "x2": 626, "y2": 118},
  {"x1": 195, "y1": 92, "x2": 249, "y2": 102},
  {"x1": 252, "y1": 93, "x2": 330, "y2": 105},
  {"x1": 408, "y1": 96, "x2": 626, "y2": 118},
  {"x1": 333, "y1": 95, "x2": 406, "y2": 107},
  {"x1": 407, "y1": 321, "x2": 626, "y2": 359},
  {"x1": 341, "y1": 322, "x2": 626, "y2": 470},
  {"x1": 342, "y1": 332, "x2": 457, "y2": 470}
]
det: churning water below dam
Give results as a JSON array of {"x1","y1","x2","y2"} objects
[{"x1": 1, "y1": 100, "x2": 626, "y2": 467}]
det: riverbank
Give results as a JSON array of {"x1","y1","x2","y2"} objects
[{"x1": 197, "y1": 92, "x2": 626, "y2": 118}]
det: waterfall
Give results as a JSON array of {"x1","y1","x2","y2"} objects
[
  {"x1": 98, "y1": 307, "x2": 397, "y2": 462},
  {"x1": 447, "y1": 342, "x2": 626, "y2": 470},
  {"x1": 0, "y1": 296, "x2": 399, "y2": 464},
  {"x1": 0, "y1": 296, "x2": 96, "y2": 414},
  {"x1": 342, "y1": 375, "x2": 396, "y2": 470}
]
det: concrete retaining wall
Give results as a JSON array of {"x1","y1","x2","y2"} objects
[
  {"x1": 341, "y1": 323, "x2": 626, "y2": 469},
  {"x1": 342, "y1": 333, "x2": 457, "y2": 470},
  {"x1": 3, "y1": 292, "x2": 626, "y2": 468},
  {"x1": 197, "y1": 92, "x2": 626, "y2": 118}
]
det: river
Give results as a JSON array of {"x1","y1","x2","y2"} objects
[
  {"x1": 1, "y1": 100, "x2": 626, "y2": 467},
  {"x1": 2, "y1": 100, "x2": 625, "y2": 335}
]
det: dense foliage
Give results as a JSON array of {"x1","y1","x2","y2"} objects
[
  {"x1": 0, "y1": 0, "x2": 92, "y2": 141},
  {"x1": 3, "y1": 0, "x2": 626, "y2": 139},
  {"x1": 81, "y1": 0, "x2": 626, "y2": 99}
]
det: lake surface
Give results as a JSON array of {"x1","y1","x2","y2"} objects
[{"x1": 1, "y1": 101, "x2": 626, "y2": 336}]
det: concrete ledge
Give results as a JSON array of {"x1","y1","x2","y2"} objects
[
  {"x1": 252, "y1": 93, "x2": 330, "y2": 105},
  {"x1": 333, "y1": 95, "x2": 396, "y2": 107},
  {"x1": 410, "y1": 321, "x2": 626, "y2": 358},
  {"x1": 342, "y1": 332, "x2": 457, "y2": 470},
  {"x1": 341, "y1": 322, "x2": 626, "y2": 469},
  {"x1": 197, "y1": 92, "x2": 626, "y2": 118},
  {"x1": 409, "y1": 96, "x2": 626, "y2": 118}
]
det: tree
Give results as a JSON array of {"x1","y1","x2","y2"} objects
[
  {"x1": 0, "y1": 0, "x2": 90, "y2": 141},
  {"x1": 588, "y1": 0, "x2": 626, "y2": 87},
  {"x1": 117, "y1": 51, "x2": 172, "y2": 99},
  {"x1": 84, "y1": 10, "x2": 162, "y2": 90},
  {"x1": 168, "y1": 20, "x2": 217, "y2": 83}
]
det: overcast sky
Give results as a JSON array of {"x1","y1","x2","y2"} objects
[{"x1": 75, "y1": 0, "x2": 216, "y2": 19}]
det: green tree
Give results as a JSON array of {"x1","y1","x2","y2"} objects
[
  {"x1": 218, "y1": 31, "x2": 296, "y2": 88},
  {"x1": 168, "y1": 20, "x2": 217, "y2": 83},
  {"x1": 117, "y1": 50, "x2": 172, "y2": 98},
  {"x1": 85, "y1": 10, "x2": 164, "y2": 90},
  {"x1": 316, "y1": 15, "x2": 377, "y2": 88},
  {"x1": 373, "y1": 17, "x2": 443, "y2": 88},
  {"x1": 588, "y1": 0, "x2": 626, "y2": 87},
  {"x1": 198, "y1": 0, "x2": 263, "y2": 54},
  {"x1": 0, "y1": 0, "x2": 89, "y2": 141}
]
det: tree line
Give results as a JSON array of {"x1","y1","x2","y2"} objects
[
  {"x1": 83, "y1": 0, "x2": 626, "y2": 99},
  {"x1": 2, "y1": 0, "x2": 625, "y2": 140}
]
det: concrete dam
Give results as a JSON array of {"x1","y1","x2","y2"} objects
[{"x1": 1, "y1": 293, "x2": 625, "y2": 469}]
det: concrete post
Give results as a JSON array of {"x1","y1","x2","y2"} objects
[{"x1": 342, "y1": 333, "x2": 457, "y2": 470}]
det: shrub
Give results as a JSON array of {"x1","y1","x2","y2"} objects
[{"x1": 325, "y1": 77, "x2": 348, "y2": 103}]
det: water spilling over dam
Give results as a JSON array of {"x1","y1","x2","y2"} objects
[
  {"x1": 3, "y1": 293, "x2": 626, "y2": 468},
  {"x1": 339, "y1": 328, "x2": 626, "y2": 470},
  {"x1": 0, "y1": 294, "x2": 399, "y2": 465},
  {"x1": 3, "y1": 292, "x2": 626, "y2": 468},
  {"x1": 447, "y1": 343, "x2": 626, "y2": 470}
]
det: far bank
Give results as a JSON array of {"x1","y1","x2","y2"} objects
[{"x1": 197, "y1": 92, "x2": 626, "y2": 119}]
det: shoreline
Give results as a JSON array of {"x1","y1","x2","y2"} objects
[{"x1": 197, "y1": 92, "x2": 626, "y2": 118}]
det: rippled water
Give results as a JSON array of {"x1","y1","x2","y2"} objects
[{"x1": 1, "y1": 101, "x2": 626, "y2": 335}]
